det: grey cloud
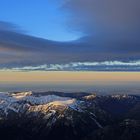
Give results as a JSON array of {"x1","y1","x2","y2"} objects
[
  {"x1": 62, "y1": 0, "x2": 140, "y2": 53},
  {"x1": 0, "y1": 20, "x2": 140, "y2": 70},
  {"x1": 0, "y1": 21, "x2": 23, "y2": 33},
  {"x1": 63, "y1": 0, "x2": 140, "y2": 31}
]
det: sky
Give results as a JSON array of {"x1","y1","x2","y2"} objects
[
  {"x1": 0, "y1": 71, "x2": 140, "y2": 82},
  {"x1": 0, "y1": 71, "x2": 140, "y2": 92},
  {"x1": 0, "y1": 0, "x2": 140, "y2": 71}
]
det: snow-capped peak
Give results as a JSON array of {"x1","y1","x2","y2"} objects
[
  {"x1": 11, "y1": 91, "x2": 32, "y2": 99},
  {"x1": 48, "y1": 99, "x2": 76, "y2": 107},
  {"x1": 83, "y1": 94, "x2": 96, "y2": 100}
]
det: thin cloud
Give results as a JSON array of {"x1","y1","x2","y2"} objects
[{"x1": 2, "y1": 60, "x2": 140, "y2": 71}]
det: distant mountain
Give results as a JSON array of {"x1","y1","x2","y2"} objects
[{"x1": 0, "y1": 91, "x2": 140, "y2": 140}]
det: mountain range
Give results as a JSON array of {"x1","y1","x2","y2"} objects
[{"x1": 0, "y1": 91, "x2": 140, "y2": 140}]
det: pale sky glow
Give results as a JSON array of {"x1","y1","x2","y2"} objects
[{"x1": 0, "y1": 71, "x2": 139, "y2": 82}]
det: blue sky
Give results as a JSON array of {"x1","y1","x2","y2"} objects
[
  {"x1": 0, "y1": 0, "x2": 81, "y2": 41},
  {"x1": 0, "y1": 0, "x2": 140, "y2": 71}
]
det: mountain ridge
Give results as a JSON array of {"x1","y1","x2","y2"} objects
[{"x1": 0, "y1": 91, "x2": 140, "y2": 140}]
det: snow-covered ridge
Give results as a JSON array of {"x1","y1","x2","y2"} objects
[
  {"x1": 0, "y1": 91, "x2": 72, "y2": 105},
  {"x1": 0, "y1": 91, "x2": 137, "y2": 118},
  {"x1": 23, "y1": 94, "x2": 71, "y2": 105},
  {"x1": 0, "y1": 91, "x2": 78, "y2": 116},
  {"x1": 83, "y1": 94, "x2": 96, "y2": 100},
  {"x1": 48, "y1": 99, "x2": 76, "y2": 106},
  {"x1": 11, "y1": 91, "x2": 32, "y2": 99},
  {"x1": 27, "y1": 99, "x2": 77, "y2": 115},
  {"x1": 111, "y1": 94, "x2": 136, "y2": 99}
]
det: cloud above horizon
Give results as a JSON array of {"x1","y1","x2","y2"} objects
[{"x1": 2, "y1": 60, "x2": 140, "y2": 71}]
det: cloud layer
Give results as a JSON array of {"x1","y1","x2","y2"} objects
[
  {"x1": 0, "y1": 0, "x2": 140, "y2": 71},
  {"x1": 3, "y1": 60, "x2": 140, "y2": 71}
]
